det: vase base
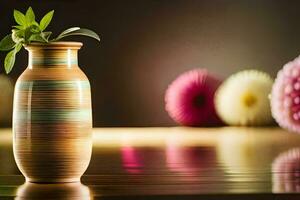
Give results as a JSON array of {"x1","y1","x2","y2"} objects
[{"x1": 26, "y1": 177, "x2": 81, "y2": 183}]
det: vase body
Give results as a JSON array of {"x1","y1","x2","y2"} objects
[{"x1": 13, "y1": 42, "x2": 93, "y2": 183}]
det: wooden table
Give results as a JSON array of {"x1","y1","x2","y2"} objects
[{"x1": 1, "y1": 127, "x2": 300, "y2": 199}]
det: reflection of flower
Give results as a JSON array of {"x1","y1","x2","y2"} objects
[
  {"x1": 215, "y1": 70, "x2": 273, "y2": 126},
  {"x1": 165, "y1": 133, "x2": 217, "y2": 183},
  {"x1": 272, "y1": 148, "x2": 300, "y2": 193},
  {"x1": 121, "y1": 146, "x2": 143, "y2": 174},
  {"x1": 165, "y1": 69, "x2": 222, "y2": 126},
  {"x1": 166, "y1": 143, "x2": 215, "y2": 174},
  {"x1": 216, "y1": 128, "x2": 274, "y2": 174},
  {"x1": 271, "y1": 56, "x2": 300, "y2": 133}
]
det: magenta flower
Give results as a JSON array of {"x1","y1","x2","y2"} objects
[
  {"x1": 165, "y1": 69, "x2": 222, "y2": 126},
  {"x1": 271, "y1": 56, "x2": 300, "y2": 133}
]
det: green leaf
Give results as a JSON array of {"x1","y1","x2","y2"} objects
[
  {"x1": 55, "y1": 27, "x2": 80, "y2": 40},
  {"x1": 12, "y1": 29, "x2": 25, "y2": 44},
  {"x1": 4, "y1": 44, "x2": 22, "y2": 74},
  {"x1": 29, "y1": 24, "x2": 40, "y2": 33},
  {"x1": 0, "y1": 34, "x2": 15, "y2": 51},
  {"x1": 29, "y1": 34, "x2": 45, "y2": 42},
  {"x1": 4, "y1": 50, "x2": 16, "y2": 74},
  {"x1": 24, "y1": 26, "x2": 34, "y2": 42},
  {"x1": 28, "y1": 31, "x2": 52, "y2": 43},
  {"x1": 12, "y1": 25, "x2": 23, "y2": 30},
  {"x1": 13, "y1": 9, "x2": 26, "y2": 26},
  {"x1": 14, "y1": 43, "x2": 22, "y2": 52},
  {"x1": 32, "y1": 21, "x2": 40, "y2": 27},
  {"x1": 55, "y1": 28, "x2": 100, "y2": 41},
  {"x1": 25, "y1": 7, "x2": 35, "y2": 24},
  {"x1": 39, "y1": 10, "x2": 54, "y2": 31},
  {"x1": 42, "y1": 31, "x2": 52, "y2": 40},
  {"x1": 18, "y1": 23, "x2": 41, "y2": 44}
]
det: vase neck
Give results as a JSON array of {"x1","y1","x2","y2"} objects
[
  {"x1": 25, "y1": 42, "x2": 82, "y2": 69},
  {"x1": 28, "y1": 49, "x2": 78, "y2": 69}
]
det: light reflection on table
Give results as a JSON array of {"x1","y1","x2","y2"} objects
[{"x1": 0, "y1": 127, "x2": 300, "y2": 199}]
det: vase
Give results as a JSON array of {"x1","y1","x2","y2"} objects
[{"x1": 13, "y1": 42, "x2": 93, "y2": 183}]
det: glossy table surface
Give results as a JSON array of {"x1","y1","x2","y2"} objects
[{"x1": 1, "y1": 127, "x2": 300, "y2": 199}]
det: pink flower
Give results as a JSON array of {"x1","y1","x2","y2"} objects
[
  {"x1": 165, "y1": 69, "x2": 222, "y2": 126},
  {"x1": 272, "y1": 148, "x2": 300, "y2": 192},
  {"x1": 271, "y1": 56, "x2": 300, "y2": 133}
]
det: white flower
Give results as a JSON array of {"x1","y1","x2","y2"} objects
[{"x1": 215, "y1": 70, "x2": 274, "y2": 126}]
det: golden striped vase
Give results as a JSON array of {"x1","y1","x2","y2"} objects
[{"x1": 13, "y1": 42, "x2": 93, "y2": 183}]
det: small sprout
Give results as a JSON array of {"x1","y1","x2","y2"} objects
[{"x1": 0, "y1": 6, "x2": 100, "y2": 74}]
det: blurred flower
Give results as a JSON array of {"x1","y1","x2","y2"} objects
[
  {"x1": 271, "y1": 56, "x2": 300, "y2": 133},
  {"x1": 165, "y1": 69, "x2": 222, "y2": 126},
  {"x1": 215, "y1": 70, "x2": 273, "y2": 126}
]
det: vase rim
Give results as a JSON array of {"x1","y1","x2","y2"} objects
[{"x1": 25, "y1": 41, "x2": 83, "y2": 50}]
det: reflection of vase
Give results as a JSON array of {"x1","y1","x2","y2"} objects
[
  {"x1": 272, "y1": 148, "x2": 300, "y2": 193},
  {"x1": 15, "y1": 182, "x2": 92, "y2": 200},
  {"x1": 13, "y1": 42, "x2": 93, "y2": 183},
  {"x1": 0, "y1": 75, "x2": 13, "y2": 127}
]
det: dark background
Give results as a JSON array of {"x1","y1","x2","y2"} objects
[{"x1": 1, "y1": 0, "x2": 300, "y2": 127}]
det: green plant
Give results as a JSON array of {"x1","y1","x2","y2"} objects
[{"x1": 0, "y1": 7, "x2": 100, "y2": 74}]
